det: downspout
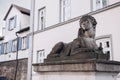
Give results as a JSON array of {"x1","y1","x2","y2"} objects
[
  {"x1": 14, "y1": 32, "x2": 19, "y2": 80},
  {"x1": 27, "y1": 0, "x2": 35, "y2": 80}
]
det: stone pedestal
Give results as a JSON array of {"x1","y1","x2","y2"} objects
[{"x1": 33, "y1": 60, "x2": 120, "y2": 80}]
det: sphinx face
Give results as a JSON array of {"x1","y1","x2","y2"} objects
[
  {"x1": 80, "y1": 19, "x2": 96, "y2": 38},
  {"x1": 80, "y1": 19, "x2": 93, "y2": 30}
]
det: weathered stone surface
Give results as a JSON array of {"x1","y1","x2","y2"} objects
[
  {"x1": 33, "y1": 60, "x2": 120, "y2": 72},
  {"x1": 0, "y1": 59, "x2": 28, "y2": 80},
  {"x1": 45, "y1": 15, "x2": 109, "y2": 62},
  {"x1": 33, "y1": 60, "x2": 120, "y2": 80}
]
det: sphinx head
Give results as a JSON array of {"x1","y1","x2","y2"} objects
[
  {"x1": 79, "y1": 15, "x2": 97, "y2": 31},
  {"x1": 79, "y1": 15, "x2": 97, "y2": 38}
]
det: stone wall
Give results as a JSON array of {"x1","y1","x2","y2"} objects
[{"x1": 0, "y1": 59, "x2": 28, "y2": 80}]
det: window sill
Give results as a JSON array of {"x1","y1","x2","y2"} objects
[{"x1": 21, "y1": 48, "x2": 27, "y2": 51}]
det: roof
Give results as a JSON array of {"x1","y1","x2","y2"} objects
[{"x1": 4, "y1": 4, "x2": 30, "y2": 20}]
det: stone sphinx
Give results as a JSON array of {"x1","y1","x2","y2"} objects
[{"x1": 46, "y1": 15, "x2": 109, "y2": 62}]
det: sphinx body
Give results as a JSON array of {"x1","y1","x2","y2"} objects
[{"x1": 46, "y1": 15, "x2": 109, "y2": 60}]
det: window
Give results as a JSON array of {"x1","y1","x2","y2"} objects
[
  {"x1": 9, "y1": 17, "x2": 14, "y2": 29},
  {"x1": 38, "y1": 7, "x2": 46, "y2": 30},
  {"x1": 12, "y1": 39, "x2": 17, "y2": 51},
  {"x1": 0, "y1": 44, "x2": 5, "y2": 54},
  {"x1": 4, "y1": 42, "x2": 8, "y2": 54},
  {"x1": 0, "y1": 44, "x2": 1, "y2": 54},
  {"x1": 22, "y1": 36, "x2": 27, "y2": 49},
  {"x1": 8, "y1": 16, "x2": 17, "y2": 30},
  {"x1": 106, "y1": 41, "x2": 110, "y2": 48},
  {"x1": 96, "y1": 35, "x2": 113, "y2": 60},
  {"x1": 21, "y1": 36, "x2": 29, "y2": 50},
  {"x1": 60, "y1": 0, "x2": 71, "y2": 22},
  {"x1": 92, "y1": 0, "x2": 108, "y2": 11},
  {"x1": 8, "y1": 40, "x2": 13, "y2": 53},
  {"x1": 37, "y1": 49, "x2": 45, "y2": 63}
]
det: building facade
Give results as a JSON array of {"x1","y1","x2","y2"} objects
[
  {"x1": 32, "y1": 0, "x2": 120, "y2": 79},
  {"x1": 0, "y1": 4, "x2": 30, "y2": 80},
  {"x1": 0, "y1": 0, "x2": 120, "y2": 80}
]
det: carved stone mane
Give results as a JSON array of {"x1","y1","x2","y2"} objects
[{"x1": 45, "y1": 15, "x2": 109, "y2": 62}]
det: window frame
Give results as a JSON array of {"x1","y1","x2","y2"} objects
[
  {"x1": 38, "y1": 7, "x2": 46, "y2": 30},
  {"x1": 96, "y1": 35, "x2": 113, "y2": 60},
  {"x1": 9, "y1": 17, "x2": 15, "y2": 30},
  {"x1": 60, "y1": 0, "x2": 71, "y2": 22},
  {"x1": 37, "y1": 49, "x2": 45, "y2": 63},
  {"x1": 92, "y1": 0, "x2": 109, "y2": 11},
  {"x1": 12, "y1": 39, "x2": 17, "y2": 52},
  {"x1": 8, "y1": 16, "x2": 17, "y2": 31},
  {"x1": 4, "y1": 42, "x2": 8, "y2": 54},
  {"x1": 21, "y1": 36, "x2": 27, "y2": 50}
]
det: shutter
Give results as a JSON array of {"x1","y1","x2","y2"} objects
[
  {"x1": 1, "y1": 43, "x2": 4, "y2": 54},
  {"x1": 15, "y1": 40, "x2": 17, "y2": 51},
  {"x1": 0, "y1": 45, "x2": 1, "y2": 54},
  {"x1": 10, "y1": 40, "x2": 12, "y2": 52},
  {"x1": 8, "y1": 20, "x2": 10, "y2": 30},
  {"x1": 18, "y1": 37, "x2": 22, "y2": 50},
  {"x1": 26, "y1": 35, "x2": 29, "y2": 49},
  {"x1": 14, "y1": 16, "x2": 17, "y2": 28},
  {"x1": 8, "y1": 40, "x2": 12, "y2": 53}
]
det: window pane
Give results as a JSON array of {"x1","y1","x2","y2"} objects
[
  {"x1": 22, "y1": 36, "x2": 27, "y2": 49},
  {"x1": 9, "y1": 17, "x2": 15, "y2": 30},
  {"x1": 106, "y1": 41, "x2": 110, "y2": 48},
  {"x1": 60, "y1": 0, "x2": 71, "y2": 22},
  {"x1": 96, "y1": 0, "x2": 101, "y2": 9},
  {"x1": 93, "y1": 0, "x2": 108, "y2": 11},
  {"x1": 38, "y1": 8, "x2": 46, "y2": 30},
  {"x1": 4, "y1": 42, "x2": 8, "y2": 53},
  {"x1": 37, "y1": 50, "x2": 45, "y2": 63},
  {"x1": 12, "y1": 39, "x2": 17, "y2": 51},
  {"x1": 102, "y1": 0, "x2": 107, "y2": 7},
  {"x1": 96, "y1": 36, "x2": 112, "y2": 60}
]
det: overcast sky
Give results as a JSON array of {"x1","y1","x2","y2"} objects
[{"x1": 0, "y1": 0, "x2": 30, "y2": 36}]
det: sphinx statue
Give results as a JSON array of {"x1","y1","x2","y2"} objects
[{"x1": 46, "y1": 15, "x2": 109, "y2": 62}]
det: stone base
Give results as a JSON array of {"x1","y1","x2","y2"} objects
[
  {"x1": 33, "y1": 60, "x2": 120, "y2": 80},
  {"x1": 45, "y1": 52, "x2": 110, "y2": 63}
]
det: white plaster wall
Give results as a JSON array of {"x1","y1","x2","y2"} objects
[
  {"x1": 0, "y1": 49, "x2": 28, "y2": 62},
  {"x1": 20, "y1": 14, "x2": 30, "y2": 29},
  {"x1": 109, "y1": 0, "x2": 120, "y2": 5},
  {"x1": 93, "y1": 6, "x2": 120, "y2": 61},
  {"x1": 34, "y1": 0, "x2": 92, "y2": 32},
  {"x1": 71, "y1": 0, "x2": 91, "y2": 18},
  {"x1": 34, "y1": 0, "x2": 120, "y2": 31}
]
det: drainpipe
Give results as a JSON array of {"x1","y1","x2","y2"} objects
[
  {"x1": 27, "y1": 0, "x2": 35, "y2": 80},
  {"x1": 14, "y1": 32, "x2": 19, "y2": 80}
]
